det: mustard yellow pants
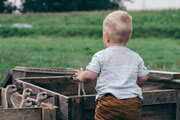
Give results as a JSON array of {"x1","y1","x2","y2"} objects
[{"x1": 95, "y1": 94, "x2": 142, "y2": 120}]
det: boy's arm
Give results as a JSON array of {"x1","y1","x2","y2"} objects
[
  {"x1": 136, "y1": 75, "x2": 148, "y2": 88},
  {"x1": 75, "y1": 68, "x2": 98, "y2": 82}
]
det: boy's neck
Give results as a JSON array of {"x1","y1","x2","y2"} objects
[{"x1": 108, "y1": 42, "x2": 126, "y2": 47}]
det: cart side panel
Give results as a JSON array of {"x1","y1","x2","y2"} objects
[
  {"x1": 142, "y1": 104, "x2": 176, "y2": 120},
  {"x1": 14, "y1": 79, "x2": 56, "y2": 105},
  {"x1": 0, "y1": 108, "x2": 42, "y2": 120},
  {"x1": 143, "y1": 90, "x2": 177, "y2": 105},
  {"x1": 176, "y1": 90, "x2": 180, "y2": 120},
  {"x1": 58, "y1": 95, "x2": 71, "y2": 120},
  {"x1": 70, "y1": 90, "x2": 177, "y2": 120},
  {"x1": 14, "y1": 79, "x2": 69, "y2": 120},
  {"x1": 19, "y1": 77, "x2": 97, "y2": 96}
]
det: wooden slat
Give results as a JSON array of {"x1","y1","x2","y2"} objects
[
  {"x1": 70, "y1": 97, "x2": 84, "y2": 120},
  {"x1": 12, "y1": 66, "x2": 76, "y2": 79},
  {"x1": 58, "y1": 95, "x2": 71, "y2": 120},
  {"x1": 42, "y1": 107, "x2": 58, "y2": 120},
  {"x1": 80, "y1": 90, "x2": 177, "y2": 110},
  {"x1": 142, "y1": 104, "x2": 175, "y2": 115},
  {"x1": 0, "y1": 108, "x2": 42, "y2": 120},
  {"x1": 149, "y1": 70, "x2": 180, "y2": 79},
  {"x1": 14, "y1": 66, "x2": 76, "y2": 73},
  {"x1": 1, "y1": 88, "x2": 6, "y2": 108},
  {"x1": 83, "y1": 95, "x2": 97, "y2": 110},
  {"x1": 142, "y1": 114, "x2": 174, "y2": 120},
  {"x1": 143, "y1": 90, "x2": 177, "y2": 105},
  {"x1": 82, "y1": 110, "x2": 95, "y2": 120},
  {"x1": 14, "y1": 79, "x2": 69, "y2": 106},
  {"x1": 176, "y1": 90, "x2": 180, "y2": 120},
  {"x1": 148, "y1": 79, "x2": 180, "y2": 89},
  {"x1": 14, "y1": 79, "x2": 71, "y2": 120},
  {"x1": 18, "y1": 77, "x2": 96, "y2": 96},
  {"x1": 0, "y1": 87, "x2": 1, "y2": 106}
]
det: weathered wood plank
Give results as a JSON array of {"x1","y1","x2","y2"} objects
[
  {"x1": 14, "y1": 79, "x2": 71, "y2": 120},
  {"x1": 58, "y1": 95, "x2": 71, "y2": 120},
  {"x1": 83, "y1": 95, "x2": 96, "y2": 110},
  {"x1": 14, "y1": 66, "x2": 76, "y2": 73},
  {"x1": 1, "y1": 88, "x2": 6, "y2": 108},
  {"x1": 0, "y1": 87, "x2": 1, "y2": 106},
  {"x1": 142, "y1": 104, "x2": 175, "y2": 115},
  {"x1": 143, "y1": 90, "x2": 177, "y2": 105},
  {"x1": 142, "y1": 114, "x2": 174, "y2": 120},
  {"x1": 12, "y1": 66, "x2": 76, "y2": 79},
  {"x1": 18, "y1": 77, "x2": 96, "y2": 96},
  {"x1": 83, "y1": 110, "x2": 95, "y2": 120},
  {"x1": 70, "y1": 97, "x2": 84, "y2": 120},
  {"x1": 149, "y1": 70, "x2": 180, "y2": 79},
  {"x1": 176, "y1": 90, "x2": 180, "y2": 120},
  {"x1": 14, "y1": 79, "x2": 63, "y2": 106},
  {"x1": 148, "y1": 78, "x2": 180, "y2": 89},
  {"x1": 42, "y1": 107, "x2": 58, "y2": 120},
  {"x1": 0, "y1": 108, "x2": 42, "y2": 120},
  {"x1": 80, "y1": 90, "x2": 177, "y2": 110}
]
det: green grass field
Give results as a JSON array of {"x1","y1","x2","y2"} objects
[
  {"x1": 0, "y1": 10, "x2": 180, "y2": 83},
  {"x1": 0, "y1": 36, "x2": 179, "y2": 83},
  {"x1": 0, "y1": 10, "x2": 180, "y2": 38}
]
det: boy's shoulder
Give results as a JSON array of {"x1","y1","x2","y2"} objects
[
  {"x1": 127, "y1": 48, "x2": 143, "y2": 61},
  {"x1": 94, "y1": 49, "x2": 105, "y2": 56}
]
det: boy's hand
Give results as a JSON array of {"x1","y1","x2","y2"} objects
[
  {"x1": 75, "y1": 68, "x2": 98, "y2": 82},
  {"x1": 75, "y1": 68, "x2": 85, "y2": 82}
]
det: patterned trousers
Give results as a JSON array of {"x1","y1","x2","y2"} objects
[{"x1": 95, "y1": 94, "x2": 142, "y2": 120}]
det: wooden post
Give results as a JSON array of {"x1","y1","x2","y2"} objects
[
  {"x1": 42, "y1": 107, "x2": 57, "y2": 120},
  {"x1": 70, "y1": 97, "x2": 84, "y2": 120},
  {"x1": 176, "y1": 90, "x2": 180, "y2": 120}
]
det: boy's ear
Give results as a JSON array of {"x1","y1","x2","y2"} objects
[
  {"x1": 128, "y1": 33, "x2": 132, "y2": 40},
  {"x1": 104, "y1": 31, "x2": 110, "y2": 42}
]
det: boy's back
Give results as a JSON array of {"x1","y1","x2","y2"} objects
[{"x1": 87, "y1": 46, "x2": 148, "y2": 100}]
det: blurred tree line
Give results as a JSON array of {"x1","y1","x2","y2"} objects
[
  {"x1": 0, "y1": 0, "x2": 16, "y2": 13},
  {"x1": 21, "y1": 0, "x2": 119, "y2": 12},
  {"x1": 0, "y1": 0, "x2": 120, "y2": 13}
]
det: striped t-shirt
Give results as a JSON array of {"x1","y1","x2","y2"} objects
[{"x1": 86, "y1": 46, "x2": 149, "y2": 99}]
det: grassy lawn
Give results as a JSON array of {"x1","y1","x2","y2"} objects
[{"x1": 0, "y1": 36, "x2": 179, "y2": 83}]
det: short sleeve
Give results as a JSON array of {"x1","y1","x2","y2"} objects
[
  {"x1": 86, "y1": 52, "x2": 102, "y2": 74},
  {"x1": 138, "y1": 57, "x2": 149, "y2": 77}
]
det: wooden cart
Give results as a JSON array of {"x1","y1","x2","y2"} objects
[
  {"x1": 1, "y1": 67, "x2": 180, "y2": 120},
  {"x1": 14, "y1": 74, "x2": 180, "y2": 120}
]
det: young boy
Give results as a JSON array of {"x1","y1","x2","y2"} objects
[{"x1": 75, "y1": 10, "x2": 149, "y2": 120}]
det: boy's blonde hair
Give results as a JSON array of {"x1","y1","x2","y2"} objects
[{"x1": 103, "y1": 10, "x2": 132, "y2": 43}]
